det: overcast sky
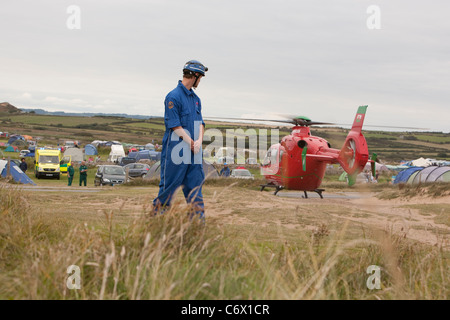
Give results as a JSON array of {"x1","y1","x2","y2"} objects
[{"x1": 1, "y1": 0, "x2": 449, "y2": 132}]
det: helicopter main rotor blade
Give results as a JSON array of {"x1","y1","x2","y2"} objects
[
  {"x1": 335, "y1": 123, "x2": 430, "y2": 130},
  {"x1": 205, "y1": 116, "x2": 295, "y2": 125},
  {"x1": 205, "y1": 117, "x2": 335, "y2": 126}
]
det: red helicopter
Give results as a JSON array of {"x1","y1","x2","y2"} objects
[{"x1": 256, "y1": 105, "x2": 374, "y2": 198}]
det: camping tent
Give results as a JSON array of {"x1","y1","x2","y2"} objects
[
  {"x1": 425, "y1": 166, "x2": 450, "y2": 182},
  {"x1": 0, "y1": 160, "x2": 36, "y2": 185},
  {"x1": 410, "y1": 157, "x2": 433, "y2": 167},
  {"x1": 145, "y1": 143, "x2": 155, "y2": 151},
  {"x1": 397, "y1": 166, "x2": 450, "y2": 184},
  {"x1": 84, "y1": 144, "x2": 98, "y2": 156},
  {"x1": 435, "y1": 167, "x2": 450, "y2": 182},
  {"x1": 4, "y1": 146, "x2": 18, "y2": 152},
  {"x1": 11, "y1": 139, "x2": 28, "y2": 149},
  {"x1": 364, "y1": 162, "x2": 389, "y2": 172},
  {"x1": 393, "y1": 167, "x2": 424, "y2": 184},
  {"x1": 145, "y1": 159, "x2": 219, "y2": 180},
  {"x1": 338, "y1": 171, "x2": 372, "y2": 184},
  {"x1": 385, "y1": 165, "x2": 410, "y2": 171},
  {"x1": 127, "y1": 151, "x2": 138, "y2": 159},
  {"x1": 412, "y1": 166, "x2": 439, "y2": 184},
  {"x1": 64, "y1": 147, "x2": 85, "y2": 162},
  {"x1": 135, "y1": 150, "x2": 161, "y2": 162},
  {"x1": 7, "y1": 135, "x2": 24, "y2": 145},
  {"x1": 22, "y1": 135, "x2": 33, "y2": 141}
]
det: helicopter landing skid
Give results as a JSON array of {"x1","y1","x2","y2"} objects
[
  {"x1": 303, "y1": 189, "x2": 325, "y2": 199},
  {"x1": 260, "y1": 184, "x2": 285, "y2": 195},
  {"x1": 260, "y1": 185, "x2": 325, "y2": 198}
]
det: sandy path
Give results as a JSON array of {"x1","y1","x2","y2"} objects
[{"x1": 204, "y1": 187, "x2": 450, "y2": 247}]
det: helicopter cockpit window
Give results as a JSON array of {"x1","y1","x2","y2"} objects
[
  {"x1": 262, "y1": 150, "x2": 271, "y2": 166},
  {"x1": 263, "y1": 146, "x2": 280, "y2": 166},
  {"x1": 270, "y1": 147, "x2": 278, "y2": 164}
]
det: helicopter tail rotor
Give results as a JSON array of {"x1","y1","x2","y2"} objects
[{"x1": 338, "y1": 106, "x2": 369, "y2": 175}]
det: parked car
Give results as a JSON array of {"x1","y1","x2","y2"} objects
[
  {"x1": 19, "y1": 149, "x2": 31, "y2": 157},
  {"x1": 230, "y1": 167, "x2": 254, "y2": 180},
  {"x1": 119, "y1": 156, "x2": 137, "y2": 166},
  {"x1": 94, "y1": 165, "x2": 127, "y2": 186},
  {"x1": 123, "y1": 163, "x2": 151, "y2": 178},
  {"x1": 216, "y1": 156, "x2": 234, "y2": 164}
]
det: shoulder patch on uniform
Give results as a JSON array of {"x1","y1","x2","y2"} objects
[{"x1": 168, "y1": 101, "x2": 174, "y2": 109}]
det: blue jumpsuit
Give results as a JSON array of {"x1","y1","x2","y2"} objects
[{"x1": 153, "y1": 80, "x2": 205, "y2": 218}]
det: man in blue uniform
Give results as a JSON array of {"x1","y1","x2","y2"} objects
[
  {"x1": 153, "y1": 60, "x2": 208, "y2": 220},
  {"x1": 220, "y1": 163, "x2": 231, "y2": 177}
]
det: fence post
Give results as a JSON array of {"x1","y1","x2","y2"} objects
[{"x1": 7, "y1": 156, "x2": 11, "y2": 178}]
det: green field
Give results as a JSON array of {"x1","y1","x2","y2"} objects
[{"x1": 1, "y1": 112, "x2": 449, "y2": 162}]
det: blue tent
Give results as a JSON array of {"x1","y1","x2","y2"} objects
[
  {"x1": 7, "y1": 135, "x2": 24, "y2": 145},
  {"x1": 127, "y1": 151, "x2": 138, "y2": 159},
  {"x1": 393, "y1": 167, "x2": 423, "y2": 184},
  {"x1": 136, "y1": 150, "x2": 161, "y2": 161},
  {"x1": 0, "y1": 160, "x2": 36, "y2": 185},
  {"x1": 85, "y1": 144, "x2": 98, "y2": 156}
]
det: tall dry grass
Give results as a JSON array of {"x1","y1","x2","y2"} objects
[{"x1": 0, "y1": 184, "x2": 448, "y2": 299}]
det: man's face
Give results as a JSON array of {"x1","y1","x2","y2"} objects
[{"x1": 193, "y1": 74, "x2": 204, "y2": 88}]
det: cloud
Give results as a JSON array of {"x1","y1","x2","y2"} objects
[{"x1": 0, "y1": 0, "x2": 449, "y2": 132}]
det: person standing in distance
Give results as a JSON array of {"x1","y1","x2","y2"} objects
[
  {"x1": 19, "y1": 158, "x2": 28, "y2": 172},
  {"x1": 153, "y1": 60, "x2": 208, "y2": 220},
  {"x1": 79, "y1": 160, "x2": 88, "y2": 186},
  {"x1": 68, "y1": 161, "x2": 75, "y2": 186}
]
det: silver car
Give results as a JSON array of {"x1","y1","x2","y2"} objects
[
  {"x1": 230, "y1": 168, "x2": 254, "y2": 180},
  {"x1": 123, "y1": 163, "x2": 151, "y2": 178}
]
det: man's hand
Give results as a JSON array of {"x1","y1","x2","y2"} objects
[{"x1": 193, "y1": 139, "x2": 202, "y2": 154}]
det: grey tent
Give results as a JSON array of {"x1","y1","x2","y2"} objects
[
  {"x1": 64, "y1": 147, "x2": 84, "y2": 163},
  {"x1": 146, "y1": 161, "x2": 161, "y2": 179},
  {"x1": 412, "y1": 166, "x2": 439, "y2": 184},
  {"x1": 364, "y1": 162, "x2": 389, "y2": 172},
  {"x1": 145, "y1": 159, "x2": 219, "y2": 180},
  {"x1": 425, "y1": 166, "x2": 450, "y2": 182}
]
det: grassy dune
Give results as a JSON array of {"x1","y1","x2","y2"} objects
[{"x1": 0, "y1": 184, "x2": 448, "y2": 300}]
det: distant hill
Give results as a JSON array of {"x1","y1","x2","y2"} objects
[
  {"x1": 19, "y1": 108, "x2": 156, "y2": 120},
  {"x1": 0, "y1": 102, "x2": 22, "y2": 114}
]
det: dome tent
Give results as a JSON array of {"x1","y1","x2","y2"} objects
[
  {"x1": 84, "y1": 144, "x2": 98, "y2": 156},
  {"x1": 407, "y1": 171, "x2": 421, "y2": 184},
  {"x1": 412, "y1": 166, "x2": 439, "y2": 184},
  {"x1": 364, "y1": 162, "x2": 389, "y2": 172},
  {"x1": 395, "y1": 166, "x2": 450, "y2": 184},
  {"x1": 64, "y1": 147, "x2": 84, "y2": 162},
  {"x1": 435, "y1": 168, "x2": 450, "y2": 182},
  {"x1": 7, "y1": 134, "x2": 24, "y2": 145},
  {"x1": 0, "y1": 160, "x2": 36, "y2": 185},
  {"x1": 4, "y1": 146, "x2": 18, "y2": 152},
  {"x1": 393, "y1": 167, "x2": 423, "y2": 184}
]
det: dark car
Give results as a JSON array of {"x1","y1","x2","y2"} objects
[
  {"x1": 94, "y1": 165, "x2": 127, "y2": 186},
  {"x1": 119, "y1": 156, "x2": 137, "y2": 166},
  {"x1": 123, "y1": 163, "x2": 151, "y2": 178}
]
